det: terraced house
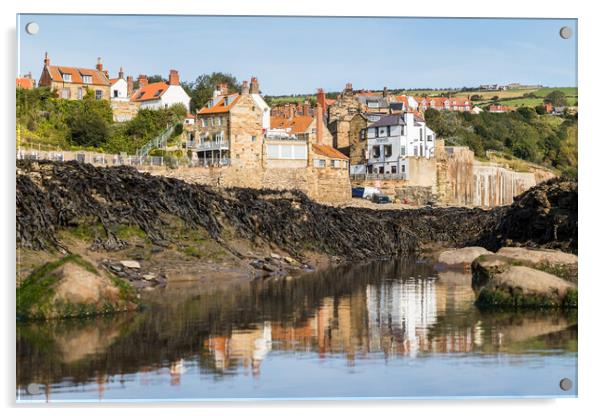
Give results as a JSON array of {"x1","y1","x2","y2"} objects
[
  {"x1": 38, "y1": 53, "x2": 110, "y2": 100},
  {"x1": 192, "y1": 78, "x2": 269, "y2": 167}
]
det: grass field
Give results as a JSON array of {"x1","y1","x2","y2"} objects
[{"x1": 265, "y1": 86, "x2": 578, "y2": 109}]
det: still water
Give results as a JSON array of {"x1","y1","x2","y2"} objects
[{"x1": 16, "y1": 258, "x2": 577, "y2": 402}]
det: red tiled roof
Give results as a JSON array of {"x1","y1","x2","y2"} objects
[
  {"x1": 270, "y1": 115, "x2": 314, "y2": 135},
  {"x1": 324, "y1": 98, "x2": 336, "y2": 106},
  {"x1": 186, "y1": 113, "x2": 195, "y2": 119},
  {"x1": 16, "y1": 77, "x2": 34, "y2": 89},
  {"x1": 197, "y1": 94, "x2": 241, "y2": 115},
  {"x1": 46, "y1": 65, "x2": 110, "y2": 86},
  {"x1": 109, "y1": 78, "x2": 122, "y2": 86},
  {"x1": 130, "y1": 82, "x2": 169, "y2": 102},
  {"x1": 311, "y1": 143, "x2": 349, "y2": 160}
]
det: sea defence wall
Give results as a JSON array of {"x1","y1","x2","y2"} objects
[
  {"x1": 351, "y1": 141, "x2": 555, "y2": 207},
  {"x1": 141, "y1": 164, "x2": 351, "y2": 204}
]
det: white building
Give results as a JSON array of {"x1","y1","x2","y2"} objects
[
  {"x1": 362, "y1": 112, "x2": 436, "y2": 177},
  {"x1": 130, "y1": 70, "x2": 191, "y2": 111},
  {"x1": 109, "y1": 67, "x2": 129, "y2": 101}
]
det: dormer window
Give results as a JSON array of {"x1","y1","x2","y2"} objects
[
  {"x1": 154, "y1": 89, "x2": 164, "y2": 97},
  {"x1": 82, "y1": 75, "x2": 92, "y2": 84},
  {"x1": 62, "y1": 73, "x2": 72, "y2": 82}
]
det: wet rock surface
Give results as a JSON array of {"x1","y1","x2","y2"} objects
[
  {"x1": 99, "y1": 259, "x2": 167, "y2": 289},
  {"x1": 437, "y1": 247, "x2": 493, "y2": 270},
  {"x1": 471, "y1": 254, "x2": 577, "y2": 308}
]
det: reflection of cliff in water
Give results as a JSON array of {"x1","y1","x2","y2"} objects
[{"x1": 17, "y1": 258, "x2": 577, "y2": 394}]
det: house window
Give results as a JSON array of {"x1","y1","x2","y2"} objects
[
  {"x1": 61, "y1": 88, "x2": 70, "y2": 99},
  {"x1": 217, "y1": 117, "x2": 222, "y2": 126},
  {"x1": 360, "y1": 129, "x2": 365, "y2": 139},
  {"x1": 378, "y1": 166, "x2": 385, "y2": 174},
  {"x1": 77, "y1": 88, "x2": 83, "y2": 99},
  {"x1": 401, "y1": 164, "x2": 406, "y2": 173},
  {"x1": 82, "y1": 75, "x2": 92, "y2": 84},
  {"x1": 251, "y1": 136, "x2": 256, "y2": 142},
  {"x1": 201, "y1": 118, "x2": 207, "y2": 127},
  {"x1": 314, "y1": 159, "x2": 326, "y2": 168},
  {"x1": 391, "y1": 165, "x2": 397, "y2": 174},
  {"x1": 420, "y1": 130, "x2": 423, "y2": 141},
  {"x1": 400, "y1": 146, "x2": 406, "y2": 156},
  {"x1": 414, "y1": 146, "x2": 418, "y2": 156},
  {"x1": 113, "y1": 90, "x2": 119, "y2": 98},
  {"x1": 331, "y1": 160, "x2": 341, "y2": 168},
  {"x1": 62, "y1": 73, "x2": 72, "y2": 82},
  {"x1": 427, "y1": 135, "x2": 433, "y2": 142},
  {"x1": 95, "y1": 90, "x2": 103, "y2": 100},
  {"x1": 372, "y1": 145, "x2": 381, "y2": 158},
  {"x1": 384, "y1": 145, "x2": 392, "y2": 158}
]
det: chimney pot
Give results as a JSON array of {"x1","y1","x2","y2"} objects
[
  {"x1": 96, "y1": 57, "x2": 103, "y2": 72},
  {"x1": 43, "y1": 52, "x2": 50, "y2": 66},
  {"x1": 241, "y1": 80, "x2": 249, "y2": 95}
]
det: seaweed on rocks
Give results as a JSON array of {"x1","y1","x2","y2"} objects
[{"x1": 16, "y1": 160, "x2": 576, "y2": 259}]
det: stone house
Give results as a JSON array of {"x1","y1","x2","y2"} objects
[
  {"x1": 192, "y1": 79, "x2": 269, "y2": 167},
  {"x1": 129, "y1": 70, "x2": 191, "y2": 111},
  {"x1": 38, "y1": 53, "x2": 110, "y2": 100}
]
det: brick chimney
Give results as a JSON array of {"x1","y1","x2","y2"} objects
[
  {"x1": 43, "y1": 52, "x2": 50, "y2": 66},
  {"x1": 315, "y1": 103, "x2": 324, "y2": 145},
  {"x1": 138, "y1": 75, "x2": 148, "y2": 89},
  {"x1": 383, "y1": 86, "x2": 389, "y2": 98},
  {"x1": 303, "y1": 101, "x2": 310, "y2": 116},
  {"x1": 127, "y1": 75, "x2": 134, "y2": 96},
  {"x1": 168, "y1": 69, "x2": 180, "y2": 86},
  {"x1": 96, "y1": 57, "x2": 103, "y2": 72},
  {"x1": 241, "y1": 80, "x2": 249, "y2": 95},
  {"x1": 317, "y1": 88, "x2": 327, "y2": 112},
  {"x1": 345, "y1": 82, "x2": 353, "y2": 92},
  {"x1": 118, "y1": 66, "x2": 124, "y2": 79},
  {"x1": 250, "y1": 76, "x2": 259, "y2": 94}
]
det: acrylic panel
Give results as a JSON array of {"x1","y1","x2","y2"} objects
[{"x1": 15, "y1": 14, "x2": 578, "y2": 402}]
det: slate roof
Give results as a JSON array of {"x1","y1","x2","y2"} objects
[{"x1": 369, "y1": 114, "x2": 406, "y2": 128}]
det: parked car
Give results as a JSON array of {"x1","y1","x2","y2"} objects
[
  {"x1": 351, "y1": 187, "x2": 365, "y2": 198},
  {"x1": 370, "y1": 194, "x2": 391, "y2": 204},
  {"x1": 351, "y1": 186, "x2": 381, "y2": 199}
]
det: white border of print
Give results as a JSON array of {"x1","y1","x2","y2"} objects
[{"x1": 1, "y1": 0, "x2": 599, "y2": 415}]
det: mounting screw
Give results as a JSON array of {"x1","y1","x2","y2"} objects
[
  {"x1": 25, "y1": 22, "x2": 39, "y2": 35},
  {"x1": 559, "y1": 26, "x2": 572, "y2": 39},
  {"x1": 559, "y1": 378, "x2": 573, "y2": 391}
]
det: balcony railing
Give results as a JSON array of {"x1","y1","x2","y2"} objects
[
  {"x1": 351, "y1": 172, "x2": 407, "y2": 181},
  {"x1": 195, "y1": 140, "x2": 229, "y2": 152}
]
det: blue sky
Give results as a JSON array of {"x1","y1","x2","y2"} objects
[{"x1": 17, "y1": 15, "x2": 577, "y2": 95}]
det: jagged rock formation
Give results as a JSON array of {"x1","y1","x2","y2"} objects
[
  {"x1": 16, "y1": 161, "x2": 577, "y2": 260},
  {"x1": 477, "y1": 177, "x2": 578, "y2": 254}
]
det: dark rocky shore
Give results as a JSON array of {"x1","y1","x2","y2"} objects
[{"x1": 16, "y1": 160, "x2": 577, "y2": 318}]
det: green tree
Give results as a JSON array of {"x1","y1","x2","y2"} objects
[
  {"x1": 182, "y1": 72, "x2": 240, "y2": 111},
  {"x1": 544, "y1": 90, "x2": 568, "y2": 107},
  {"x1": 67, "y1": 110, "x2": 109, "y2": 147}
]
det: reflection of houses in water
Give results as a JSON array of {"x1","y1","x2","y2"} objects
[
  {"x1": 204, "y1": 322, "x2": 272, "y2": 376},
  {"x1": 366, "y1": 277, "x2": 438, "y2": 357}
]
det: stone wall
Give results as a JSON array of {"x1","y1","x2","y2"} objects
[
  {"x1": 142, "y1": 164, "x2": 350, "y2": 204},
  {"x1": 472, "y1": 162, "x2": 537, "y2": 207},
  {"x1": 110, "y1": 100, "x2": 140, "y2": 122}
]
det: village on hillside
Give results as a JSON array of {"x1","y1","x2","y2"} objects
[{"x1": 16, "y1": 53, "x2": 575, "y2": 208}]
